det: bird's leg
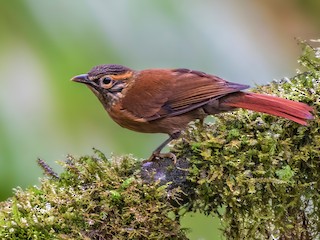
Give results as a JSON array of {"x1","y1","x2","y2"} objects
[
  {"x1": 197, "y1": 118, "x2": 204, "y2": 130},
  {"x1": 148, "y1": 131, "x2": 181, "y2": 163}
]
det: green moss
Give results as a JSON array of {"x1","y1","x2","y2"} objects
[
  {"x1": 172, "y1": 40, "x2": 320, "y2": 239},
  {"x1": 0, "y1": 40, "x2": 319, "y2": 239},
  {"x1": 0, "y1": 153, "x2": 187, "y2": 239}
]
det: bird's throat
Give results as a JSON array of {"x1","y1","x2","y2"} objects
[{"x1": 88, "y1": 84, "x2": 125, "y2": 111}]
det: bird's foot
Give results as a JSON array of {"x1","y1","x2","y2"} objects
[{"x1": 147, "y1": 152, "x2": 177, "y2": 165}]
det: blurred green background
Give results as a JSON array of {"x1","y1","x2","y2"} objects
[{"x1": 0, "y1": 0, "x2": 319, "y2": 239}]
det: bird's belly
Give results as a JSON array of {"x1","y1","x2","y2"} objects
[{"x1": 107, "y1": 106, "x2": 205, "y2": 135}]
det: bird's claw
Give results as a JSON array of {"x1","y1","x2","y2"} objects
[{"x1": 148, "y1": 152, "x2": 177, "y2": 165}]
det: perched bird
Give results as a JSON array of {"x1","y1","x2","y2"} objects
[{"x1": 72, "y1": 64, "x2": 314, "y2": 161}]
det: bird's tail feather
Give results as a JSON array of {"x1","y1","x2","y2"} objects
[{"x1": 221, "y1": 92, "x2": 314, "y2": 125}]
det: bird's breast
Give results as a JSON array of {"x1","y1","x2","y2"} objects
[{"x1": 107, "y1": 102, "x2": 206, "y2": 135}]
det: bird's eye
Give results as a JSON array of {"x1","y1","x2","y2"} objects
[
  {"x1": 102, "y1": 77, "x2": 112, "y2": 84},
  {"x1": 100, "y1": 76, "x2": 113, "y2": 88}
]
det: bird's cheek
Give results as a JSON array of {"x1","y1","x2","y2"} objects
[{"x1": 87, "y1": 85, "x2": 100, "y2": 96}]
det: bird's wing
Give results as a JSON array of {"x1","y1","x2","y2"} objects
[{"x1": 121, "y1": 68, "x2": 249, "y2": 121}]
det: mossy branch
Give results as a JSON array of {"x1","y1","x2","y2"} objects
[{"x1": 1, "y1": 40, "x2": 320, "y2": 240}]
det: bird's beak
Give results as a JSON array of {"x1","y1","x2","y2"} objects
[{"x1": 71, "y1": 74, "x2": 90, "y2": 84}]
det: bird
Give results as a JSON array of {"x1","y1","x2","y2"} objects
[{"x1": 71, "y1": 64, "x2": 314, "y2": 162}]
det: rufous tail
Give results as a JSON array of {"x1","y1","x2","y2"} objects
[{"x1": 221, "y1": 92, "x2": 314, "y2": 125}]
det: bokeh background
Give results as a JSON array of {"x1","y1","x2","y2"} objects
[{"x1": 1, "y1": 0, "x2": 319, "y2": 239}]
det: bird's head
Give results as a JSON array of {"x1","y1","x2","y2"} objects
[{"x1": 71, "y1": 64, "x2": 134, "y2": 109}]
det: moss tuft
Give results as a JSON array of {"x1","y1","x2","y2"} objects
[
  {"x1": 0, "y1": 152, "x2": 187, "y2": 239},
  {"x1": 172, "y1": 39, "x2": 320, "y2": 239}
]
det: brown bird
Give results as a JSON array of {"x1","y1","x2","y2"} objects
[{"x1": 71, "y1": 64, "x2": 314, "y2": 162}]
